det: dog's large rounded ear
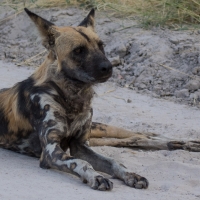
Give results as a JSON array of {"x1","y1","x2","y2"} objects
[
  {"x1": 78, "y1": 9, "x2": 95, "y2": 31},
  {"x1": 24, "y1": 8, "x2": 59, "y2": 49}
]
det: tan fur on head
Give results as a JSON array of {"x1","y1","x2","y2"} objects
[
  {"x1": 33, "y1": 51, "x2": 56, "y2": 86},
  {"x1": 25, "y1": 8, "x2": 99, "y2": 84},
  {"x1": 25, "y1": 8, "x2": 96, "y2": 52},
  {"x1": 54, "y1": 26, "x2": 100, "y2": 72}
]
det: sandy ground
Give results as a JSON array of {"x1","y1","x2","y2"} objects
[{"x1": 0, "y1": 60, "x2": 200, "y2": 200}]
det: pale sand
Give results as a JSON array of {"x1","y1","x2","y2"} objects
[{"x1": 0, "y1": 61, "x2": 199, "y2": 200}]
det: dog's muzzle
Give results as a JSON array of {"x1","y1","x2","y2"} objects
[{"x1": 97, "y1": 60, "x2": 113, "y2": 82}]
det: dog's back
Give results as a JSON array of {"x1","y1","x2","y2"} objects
[
  {"x1": 0, "y1": 53, "x2": 56, "y2": 156},
  {"x1": 0, "y1": 74, "x2": 47, "y2": 154}
]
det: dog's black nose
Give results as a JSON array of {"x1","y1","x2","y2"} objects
[{"x1": 99, "y1": 61, "x2": 112, "y2": 74}]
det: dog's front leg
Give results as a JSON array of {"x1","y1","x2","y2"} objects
[
  {"x1": 30, "y1": 93, "x2": 113, "y2": 190},
  {"x1": 38, "y1": 128, "x2": 113, "y2": 191},
  {"x1": 70, "y1": 141, "x2": 149, "y2": 189}
]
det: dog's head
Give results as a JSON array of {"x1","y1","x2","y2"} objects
[{"x1": 25, "y1": 8, "x2": 112, "y2": 84}]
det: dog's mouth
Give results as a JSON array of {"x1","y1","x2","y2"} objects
[
  {"x1": 61, "y1": 61, "x2": 112, "y2": 84},
  {"x1": 96, "y1": 71, "x2": 112, "y2": 83}
]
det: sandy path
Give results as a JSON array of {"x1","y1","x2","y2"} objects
[{"x1": 0, "y1": 61, "x2": 199, "y2": 200}]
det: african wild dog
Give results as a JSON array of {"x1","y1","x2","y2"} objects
[
  {"x1": 0, "y1": 8, "x2": 149, "y2": 191},
  {"x1": 1, "y1": 8, "x2": 200, "y2": 191}
]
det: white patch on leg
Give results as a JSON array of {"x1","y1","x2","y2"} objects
[
  {"x1": 39, "y1": 94, "x2": 66, "y2": 133},
  {"x1": 56, "y1": 159, "x2": 100, "y2": 186},
  {"x1": 31, "y1": 94, "x2": 66, "y2": 136},
  {"x1": 46, "y1": 143, "x2": 57, "y2": 156}
]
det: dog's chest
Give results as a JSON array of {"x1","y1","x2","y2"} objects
[
  {"x1": 61, "y1": 86, "x2": 93, "y2": 135},
  {"x1": 66, "y1": 110, "x2": 92, "y2": 138},
  {"x1": 53, "y1": 90, "x2": 93, "y2": 137}
]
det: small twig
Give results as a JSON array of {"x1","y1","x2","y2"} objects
[
  {"x1": 98, "y1": 89, "x2": 116, "y2": 97},
  {"x1": 17, "y1": 50, "x2": 46, "y2": 66},
  {"x1": 114, "y1": 25, "x2": 138, "y2": 32},
  {"x1": 0, "y1": 10, "x2": 23, "y2": 24},
  {"x1": 112, "y1": 95, "x2": 127, "y2": 102},
  {"x1": 158, "y1": 63, "x2": 197, "y2": 80}
]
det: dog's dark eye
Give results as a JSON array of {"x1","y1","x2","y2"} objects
[
  {"x1": 74, "y1": 47, "x2": 84, "y2": 55},
  {"x1": 75, "y1": 48, "x2": 81, "y2": 54}
]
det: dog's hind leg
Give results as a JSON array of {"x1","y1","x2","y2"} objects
[
  {"x1": 90, "y1": 122, "x2": 200, "y2": 152},
  {"x1": 70, "y1": 141, "x2": 149, "y2": 189}
]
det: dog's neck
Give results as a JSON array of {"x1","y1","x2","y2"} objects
[
  {"x1": 33, "y1": 53, "x2": 94, "y2": 114},
  {"x1": 53, "y1": 68, "x2": 94, "y2": 98},
  {"x1": 52, "y1": 69, "x2": 94, "y2": 116}
]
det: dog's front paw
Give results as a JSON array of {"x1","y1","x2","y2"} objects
[
  {"x1": 90, "y1": 175, "x2": 113, "y2": 191},
  {"x1": 123, "y1": 172, "x2": 149, "y2": 189}
]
